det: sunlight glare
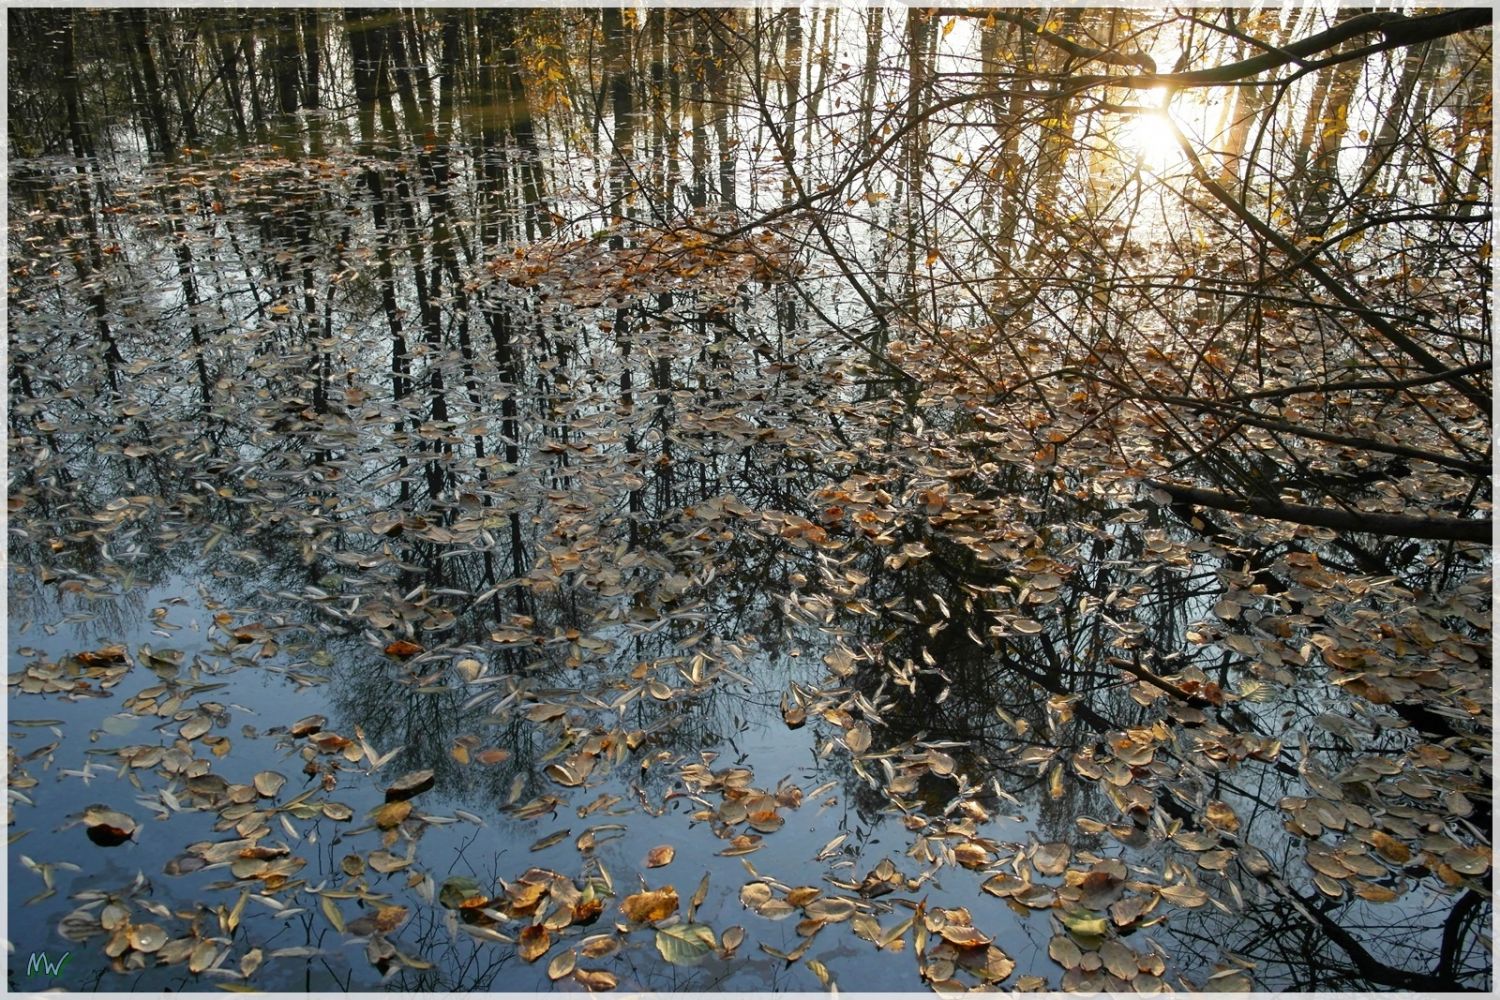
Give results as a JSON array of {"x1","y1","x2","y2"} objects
[{"x1": 1120, "y1": 89, "x2": 1187, "y2": 171}]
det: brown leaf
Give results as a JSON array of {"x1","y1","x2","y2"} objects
[
  {"x1": 371, "y1": 800, "x2": 412, "y2": 830},
  {"x1": 374, "y1": 904, "x2": 408, "y2": 932},
  {"x1": 1205, "y1": 800, "x2": 1240, "y2": 834},
  {"x1": 574, "y1": 968, "x2": 617, "y2": 991},
  {"x1": 646, "y1": 845, "x2": 675, "y2": 868},
  {"x1": 621, "y1": 886, "x2": 679, "y2": 924},
  {"x1": 384, "y1": 640, "x2": 423, "y2": 659},
  {"x1": 518, "y1": 925, "x2": 551, "y2": 963},
  {"x1": 954, "y1": 842, "x2": 991, "y2": 869}
]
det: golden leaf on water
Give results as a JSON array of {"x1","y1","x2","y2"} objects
[
  {"x1": 646, "y1": 845, "x2": 675, "y2": 868},
  {"x1": 954, "y1": 842, "x2": 990, "y2": 869},
  {"x1": 621, "y1": 886, "x2": 678, "y2": 924},
  {"x1": 547, "y1": 949, "x2": 576, "y2": 980},
  {"x1": 374, "y1": 905, "x2": 408, "y2": 932},
  {"x1": 1204, "y1": 800, "x2": 1240, "y2": 833},
  {"x1": 965, "y1": 944, "x2": 1015, "y2": 983},
  {"x1": 747, "y1": 809, "x2": 784, "y2": 833},
  {"x1": 785, "y1": 886, "x2": 821, "y2": 908},
  {"x1": 530, "y1": 828, "x2": 571, "y2": 852},
  {"x1": 580, "y1": 934, "x2": 619, "y2": 959},
  {"x1": 518, "y1": 925, "x2": 551, "y2": 963},
  {"x1": 574, "y1": 968, "x2": 617, "y2": 991},
  {"x1": 1351, "y1": 879, "x2": 1401, "y2": 902},
  {"x1": 937, "y1": 923, "x2": 992, "y2": 949},
  {"x1": 803, "y1": 896, "x2": 856, "y2": 923},
  {"x1": 545, "y1": 762, "x2": 583, "y2": 787},
  {"x1": 371, "y1": 800, "x2": 412, "y2": 830},
  {"x1": 741, "y1": 882, "x2": 774, "y2": 908}
]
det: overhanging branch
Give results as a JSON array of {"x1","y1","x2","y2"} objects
[{"x1": 1147, "y1": 479, "x2": 1491, "y2": 543}]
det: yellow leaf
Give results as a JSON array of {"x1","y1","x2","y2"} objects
[{"x1": 621, "y1": 886, "x2": 679, "y2": 924}]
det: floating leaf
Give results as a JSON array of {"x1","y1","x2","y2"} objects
[
  {"x1": 179, "y1": 715, "x2": 212, "y2": 741},
  {"x1": 574, "y1": 968, "x2": 617, "y2": 991},
  {"x1": 367, "y1": 850, "x2": 410, "y2": 874},
  {"x1": 621, "y1": 886, "x2": 678, "y2": 924},
  {"x1": 384, "y1": 770, "x2": 434, "y2": 802},
  {"x1": 1099, "y1": 939, "x2": 1137, "y2": 979},
  {"x1": 655, "y1": 922, "x2": 716, "y2": 965},
  {"x1": 1351, "y1": 879, "x2": 1401, "y2": 902},
  {"x1": 1157, "y1": 882, "x2": 1209, "y2": 908},
  {"x1": 518, "y1": 925, "x2": 550, "y2": 963},
  {"x1": 290, "y1": 715, "x2": 326, "y2": 737},
  {"x1": 253, "y1": 771, "x2": 286, "y2": 798},
  {"x1": 321, "y1": 894, "x2": 346, "y2": 934},
  {"x1": 129, "y1": 923, "x2": 168, "y2": 953},
  {"x1": 1049, "y1": 934, "x2": 1083, "y2": 968},
  {"x1": 1033, "y1": 842, "x2": 1070, "y2": 876},
  {"x1": 82, "y1": 805, "x2": 137, "y2": 846},
  {"x1": 1444, "y1": 846, "x2": 1490, "y2": 876},
  {"x1": 846, "y1": 722, "x2": 871, "y2": 754},
  {"x1": 439, "y1": 876, "x2": 486, "y2": 909},
  {"x1": 580, "y1": 934, "x2": 619, "y2": 959},
  {"x1": 646, "y1": 845, "x2": 675, "y2": 868},
  {"x1": 371, "y1": 800, "x2": 412, "y2": 830},
  {"x1": 954, "y1": 842, "x2": 990, "y2": 869},
  {"x1": 1061, "y1": 910, "x2": 1108, "y2": 939},
  {"x1": 1205, "y1": 800, "x2": 1240, "y2": 834},
  {"x1": 547, "y1": 949, "x2": 577, "y2": 980},
  {"x1": 188, "y1": 939, "x2": 217, "y2": 974},
  {"x1": 384, "y1": 640, "x2": 423, "y2": 659},
  {"x1": 804, "y1": 896, "x2": 856, "y2": 923},
  {"x1": 322, "y1": 801, "x2": 354, "y2": 822}
]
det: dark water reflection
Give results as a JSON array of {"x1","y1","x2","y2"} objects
[
  {"x1": 8, "y1": 126, "x2": 1490, "y2": 995},
  {"x1": 9, "y1": 387, "x2": 1488, "y2": 991}
]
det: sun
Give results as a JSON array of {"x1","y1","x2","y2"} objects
[{"x1": 1117, "y1": 89, "x2": 1187, "y2": 171}]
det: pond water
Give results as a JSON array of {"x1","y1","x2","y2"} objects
[{"x1": 8, "y1": 6, "x2": 1492, "y2": 995}]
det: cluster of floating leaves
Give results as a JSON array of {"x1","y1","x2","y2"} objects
[{"x1": 7, "y1": 140, "x2": 1490, "y2": 992}]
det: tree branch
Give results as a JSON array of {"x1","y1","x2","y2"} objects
[{"x1": 1147, "y1": 479, "x2": 1491, "y2": 543}]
